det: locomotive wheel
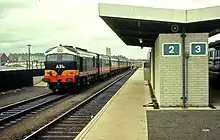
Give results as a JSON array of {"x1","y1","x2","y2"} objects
[
  {"x1": 48, "y1": 83, "x2": 56, "y2": 92},
  {"x1": 67, "y1": 84, "x2": 79, "y2": 94}
]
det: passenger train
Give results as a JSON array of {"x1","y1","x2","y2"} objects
[{"x1": 42, "y1": 45, "x2": 132, "y2": 92}]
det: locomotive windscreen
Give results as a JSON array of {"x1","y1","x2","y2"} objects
[
  {"x1": 46, "y1": 54, "x2": 77, "y2": 62},
  {"x1": 45, "y1": 54, "x2": 78, "y2": 74}
]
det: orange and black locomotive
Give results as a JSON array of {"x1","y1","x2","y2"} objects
[{"x1": 42, "y1": 45, "x2": 132, "y2": 92}]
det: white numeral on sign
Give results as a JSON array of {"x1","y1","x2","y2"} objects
[
  {"x1": 169, "y1": 46, "x2": 174, "y2": 53},
  {"x1": 195, "y1": 45, "x2": 201, "y2": 53}
]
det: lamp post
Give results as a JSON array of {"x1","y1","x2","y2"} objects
[{"x1": 27, "y1": 44, "x2": 31, "y2": 70}]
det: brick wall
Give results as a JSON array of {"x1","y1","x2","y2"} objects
[
  {"x1": 154, "y1": 33, "x2": 209, "y2": 107},
  {"x1": 158, "y1": 34, "x2": 182, "y2": 106},
  {"x1": 186, "y1": 33, "x2": 209, "y2": 106}
]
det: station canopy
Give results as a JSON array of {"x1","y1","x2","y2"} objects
[{"x1": 98, "y1": 3, "x2": 220, "y2": 47}]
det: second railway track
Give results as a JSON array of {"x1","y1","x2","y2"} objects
[
  {"x1": 0, "y1": 92, "x2": 69, "y2": 129},
  {"x1": 23, "y1": 69, "x2": 136, "y2": 140}
]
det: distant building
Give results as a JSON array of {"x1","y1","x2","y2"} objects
[
  {"x1": 111, "y1": 55, "x2": 127, "y2": 59},
  {"x1": 8, "y1": 53, "x2": 45, "y2": 62},
  {"x1": 106, "y1": 47, "x2": 111, "y2": 56},
  {"x1": 31, "y1": 53, "x2": 45, "y2": 62},
  {"x1": 0, "y1": 53, "x2": 9, "y2": 62},
  {"x1": 8, "y1": 53, "x2": 18, "y2": 62},
  {"x1": 0, "y1": 53, "x2": 9, "y2": 65}
]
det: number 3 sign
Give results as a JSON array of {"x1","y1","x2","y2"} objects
[
  {"x1": 162, "y1": 43, "x2": 181, "y2": 56},
  {"x1": 190, "y1": 42, "x2": 207, "y2": 56}
]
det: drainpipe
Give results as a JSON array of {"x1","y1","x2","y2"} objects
[{"x1": 181, "y1": 26, "x2": 187, "y2": 108}]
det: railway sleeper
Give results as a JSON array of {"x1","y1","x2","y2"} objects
[
  {"x1": 40, "y1": 135, "x2": 75, "y2": 140},
  {"x1": 52, "y1": 127, "x2": 82, "y2": 132},
  {"x1": 66, "y1": 117, "x2": 91, "y2": 121},
  {"x1": 62, "y1": 120, "x2": 90, "y2": 124},
  {"x1": 58, "y1": 123, "x2": 87, "y2": 127}
]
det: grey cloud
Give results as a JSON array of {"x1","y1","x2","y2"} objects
[
  {"x1": 0, "y1": 0, "x2": 150, "y2": 59},
  {"x1": 0, "y1": 0, "x2": 35, "y2": 9}
]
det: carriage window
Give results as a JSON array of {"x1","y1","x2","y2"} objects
[
  {"x1": 209, "y1": 51, "x2": 213, "y2": 57},
  {"x1": 214, "y1": 50, "x2": 219, "y2": 57},
  {"x1": 218, "y1": 50, "x2": 220, "y2": 57}
]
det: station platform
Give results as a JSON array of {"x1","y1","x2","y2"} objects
[
  {"x1": 75, "y1": 68, "x2": 151, "y2": 140},
  {"x1": 34, "y1": 81, "x2": 47, "y2": 87}
]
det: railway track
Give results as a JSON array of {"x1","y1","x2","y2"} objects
[
  {"x1": 0, "y1": 92, "x2": 69, "y2": 129},
  {"x1": 23, "y1": 69, "x2": 136, "y2": 140}
]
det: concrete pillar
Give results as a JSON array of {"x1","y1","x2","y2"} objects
[
  {"x1": 150, "y1": 48, "x2": 155, "y2": 89},
  {"x1": 155, "y1": 37, "x2": 161, "y2": 105},
  {"x1": 154, "y1": 33, "x2": 209, "y2": 107}
]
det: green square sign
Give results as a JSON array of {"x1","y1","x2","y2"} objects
[
  {"x1": 162, "y1": 43, "x2": 181, "y2": 56},
  {"x1": 190, "y1": 42, "x2": 207, "y2": 56}
]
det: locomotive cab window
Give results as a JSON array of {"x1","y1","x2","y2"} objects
[
  {"x1": 46, "y1": 54, "x2": 61, "y2": 61},
  {"x1": 62, "y1": 54, "x2": 76, "y2": 61},
  {"x1": 46, "y1": 54, "x2": 77, "y2": 62}
]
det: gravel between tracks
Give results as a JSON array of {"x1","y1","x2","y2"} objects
[
  {"x1": 0, "y1": 75, "x2": 124, "y2": 140},
  {"x1": 0, "y1": 87, "x2": 51, "y2": 107}
]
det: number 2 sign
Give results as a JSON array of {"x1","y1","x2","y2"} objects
[
  {"x1": 190, "y1": 42, "x2": 207, "y2": 56},
  {"x1": 162, "y1": 43, "x2": 181, "y2": 57}
]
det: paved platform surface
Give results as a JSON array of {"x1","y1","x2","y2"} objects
[
  {"x1": 33, "y1": 76, "x2": 43, "y2": 85},
  {"x1": 75, "y1": 68, "x2": 151, "y2": 140},
  {"x1": 34, "y1": 81, "x2": 47, "y2": 86},
  {"x1": 33, "y1": 76, "x2": 48, "y2": 87},
  {"x1": 147, "y1": 110, "x2": 220, "y2": 140}
]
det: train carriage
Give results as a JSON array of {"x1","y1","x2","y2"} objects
[
  {"x1": 110, "y1": 56, "x2": 119, "y2": 74},
  {"x1": 98, "y1": 54, "x2": 111, "y2": 79},
  {"x1": 75, "y1": 47, "x2": 99, "y2": 85},
  {"x1": 118, "y1": 57, "x2": 128, "y2": 71}
]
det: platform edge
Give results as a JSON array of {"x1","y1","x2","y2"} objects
[{"x1": 74, "y1": 72, "x2": 134, "y2": 140}]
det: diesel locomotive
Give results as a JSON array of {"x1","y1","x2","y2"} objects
[{"x1": 42, "y1": 45, "x2": 132, "y2": 92}]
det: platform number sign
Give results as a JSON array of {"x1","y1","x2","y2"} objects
[
  {"x1": 190, "y1": 42, "x2": 207, "y2": 56},
  {"x1": 162, "y1": 43, "x2": 181, "y2": 56}
]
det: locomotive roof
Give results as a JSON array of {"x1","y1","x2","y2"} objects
[
  {"x1": 209, "y1": 48, "x2": 215, "y2": 51},
  {"x1": 45, "y1": 45, "x2": 131, "y2": 60},
  {"x1": 45, "y1": 45, "x2": 77, "y2": 53},
  {"x1": 75, "y1": 47, "x2": 97, "y2": 58},
  {"x1": 45, "y1": 45, "x2": 78, "y2": 55},
  {"x1": 209, "y1": 40, "x2": 220, "y2": 48}
]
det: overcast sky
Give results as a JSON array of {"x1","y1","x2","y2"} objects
[{"x1": 0, "y1": 0, "x2": 220, "y2": 59}]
